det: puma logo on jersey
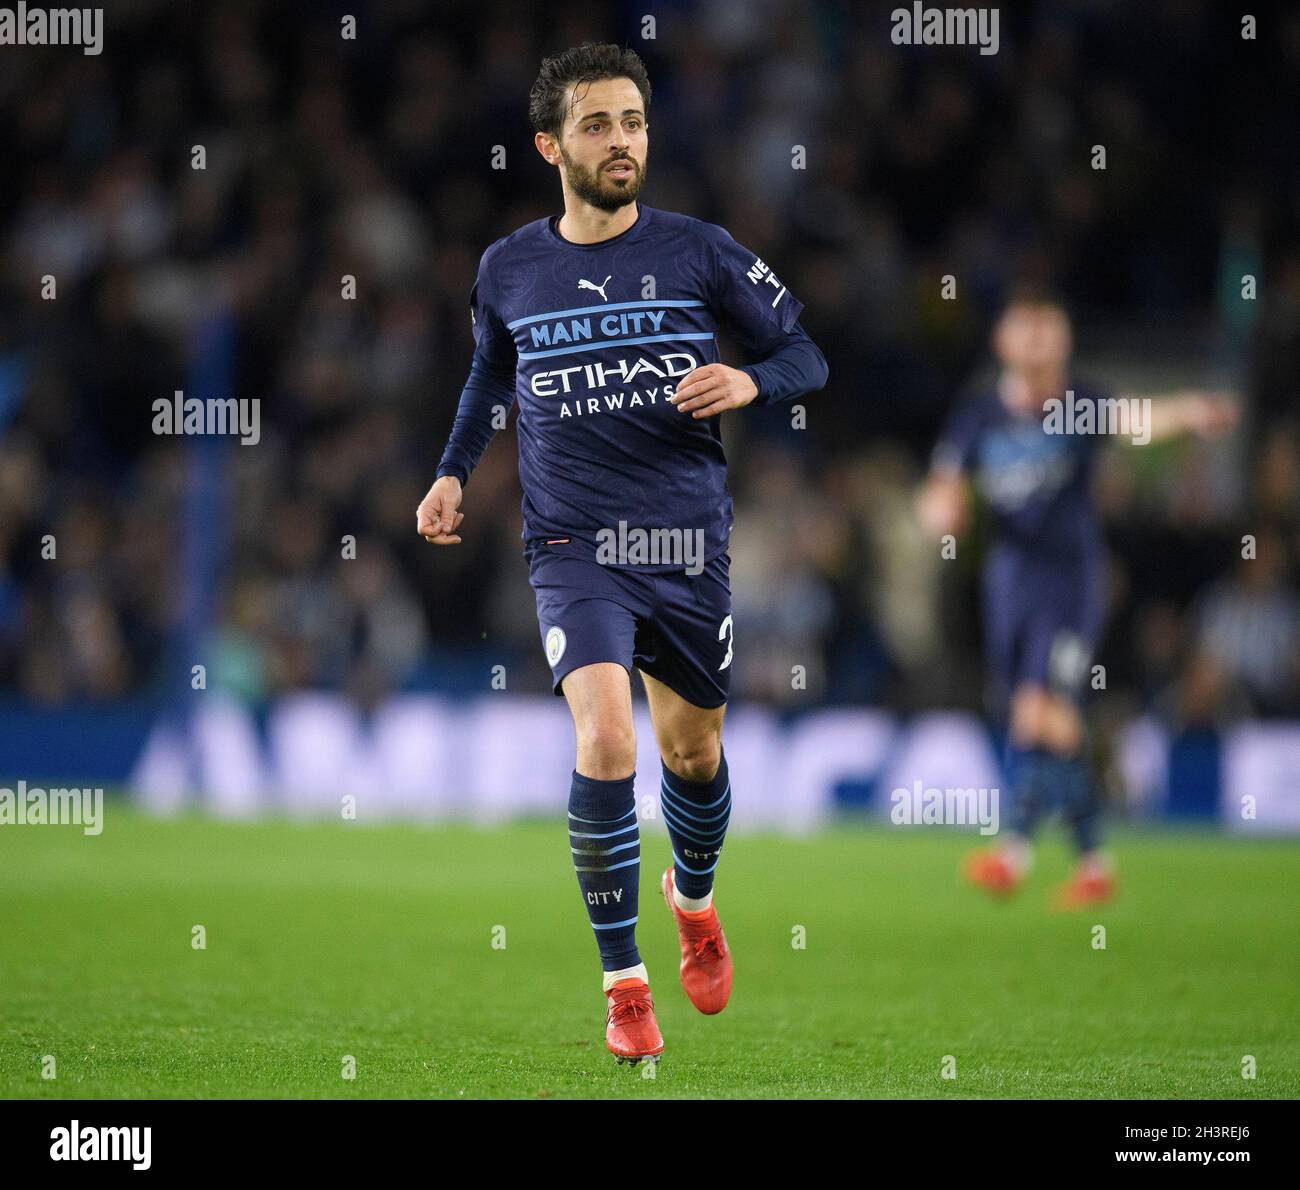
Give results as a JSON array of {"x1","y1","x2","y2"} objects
[{"x1": 578, "y1": 275, "x2": 612, "y2": 301}]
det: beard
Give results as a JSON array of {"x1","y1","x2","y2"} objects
[{"x1": 560, "y1": 146, "x2": 645, "y2": 212}]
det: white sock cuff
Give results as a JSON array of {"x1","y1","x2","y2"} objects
[
  {"x1": 602, "y1": 962, "x2": 649, "y2": 993},
  {"x1": 673, "y1": 886, "x2": 714, "y2": 912}
]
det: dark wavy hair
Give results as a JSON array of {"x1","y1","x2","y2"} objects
[
  {"x1": 1000, "y1": 283, "x2": 1069, "y2": 318},
  {"x1": 528, "y1": 41, "x2": 652, "y2": 138}
]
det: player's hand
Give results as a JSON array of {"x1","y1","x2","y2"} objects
[
  {"x1": 918, "y1": 470, "x2": 968, "y2": 539},
  {"x1": 417, "y1": 475, "x2": 465, "y2": 545},
  {"x1": 669, "y1": 364, "x2": 759, "y2": 418}
]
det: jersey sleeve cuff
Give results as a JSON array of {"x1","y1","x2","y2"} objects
[{"x1": 739, "y1": 364, "x2": 766, "y2": 404}]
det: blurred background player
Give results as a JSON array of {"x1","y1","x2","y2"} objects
[{"x1": 920, "y1": 292, "x2": 1237, "y2": 908}]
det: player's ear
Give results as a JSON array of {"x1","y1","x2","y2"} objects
[
  {"x1": 990, "y1": 317, "x2": 1006, "y2": 357},
  {"x1": 534, "y1": 131, "x2": 561, "y2": 167}
]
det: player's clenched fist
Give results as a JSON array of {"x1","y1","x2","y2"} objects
[
  {"x1": 669, "y1": 363, "x2": 759, "y2": 418},
  {"x1": 417, "y1": 475, "x2": 465, "y2": 545}
]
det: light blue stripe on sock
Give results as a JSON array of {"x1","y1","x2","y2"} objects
[
  {"x1": 660, "y1": 779, "x2": 731, "y2": 812},
  {"x1": 659, "y1": 801, "x2": 728, "y2": 845},
  {"x1": 568, "y1": 821, "x2": 640, "y2": 839},
  {"x1": 567, "y1": 807, "x2": 636, "y2": 825},
  {"x1": 660, "y1": 780, "x2": 733, "y2": 816},
  {"x1": 671, "y1": 848, "x2": 719, "y2": 877},
  {"x1": 571, "y1": 839, "x2": 640, "y2": 858},
  {"x1": 574, "y1": 856, "x2": 641, "y2": 873}
]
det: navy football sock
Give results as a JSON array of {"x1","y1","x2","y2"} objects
[
  {"x1": 660, "y1": 751, "x2": 731, "y2": 900},
  {"x1": 568, "y1": 771, "x2": 641, "y2": 972},
  {"x1": 1005, "y1": 744, "x2": 1056, "y2": 838},
  {"x1": 1054, "y1": 752, "x2": 1101, "y2": 855}
]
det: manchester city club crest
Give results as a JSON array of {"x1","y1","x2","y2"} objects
[{"x1": 545, "y1": 626, "x2": 567, "y2": 668}]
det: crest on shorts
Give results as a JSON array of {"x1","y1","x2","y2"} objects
[
  {"x1": 545, "y1": 626, "x2": 567, "y2": 668},
  {"x1": 1048, "y1": 630, "x2": 1090, "y2": 693}
]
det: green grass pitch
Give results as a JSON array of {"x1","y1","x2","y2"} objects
[{"x1": 1, "y1": 801, "x2": 1297, "y2": 1099}]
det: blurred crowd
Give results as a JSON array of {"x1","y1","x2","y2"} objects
[{"x1": 1, "y1": 0, "x2": 1298, "y2": 724}]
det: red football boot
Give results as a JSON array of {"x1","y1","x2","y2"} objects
[
  {"x1": 604, "y1": 979, "x2": 664, "y2": 1064},
  {"x1": 1049, "y1": 866, "x2": 1118, "y2": 911},
  {"x1": 961, "y1": 847, "x2": 1025, "y2": 898},
  {"x1": 662, "y1": 868, "x2": 733, "y2": 1015}
]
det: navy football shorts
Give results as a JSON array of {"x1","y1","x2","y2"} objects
[
  {"x1": 982, "y1": 546, "x2": 1106, "y2": 701},
  {"x1": 527, "y1": 548, "x2": 733, "y2": 709}
]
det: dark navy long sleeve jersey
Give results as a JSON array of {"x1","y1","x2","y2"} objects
[
  {"x1": 931, "y1": 379, "x2": 1110, "y2": 564},
  {"x1": 436, "y1": 202, "x2": 828, "y2": 570}
]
